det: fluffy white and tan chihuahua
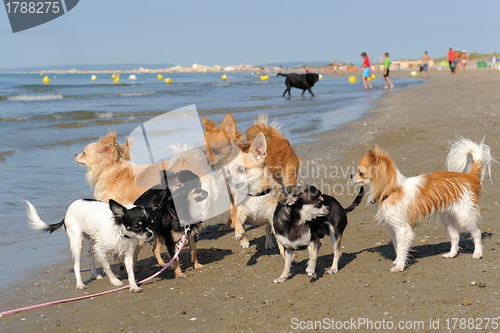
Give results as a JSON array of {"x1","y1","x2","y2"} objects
[
  {"x1": 27, "y1": 199, "x2": 154, "y2": 292},
  {"x1": 224, "y1": 132, "x2": 283, "y2": 250},
  {"x1": 352, "y1": 137, "x2": 493, "y2": 272}
]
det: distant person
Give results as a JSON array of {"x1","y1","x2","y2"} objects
[
  {"x1": 448, "y1": 47, "x2": 455, "y2": 73},
  {"x1": 338, "y1": 62, "x2": 343, "y2": 75},
  {"x1": 383, "y1": 52, "x2": 394, "y2": 89},
  {"x1": 305, "y1": 65, "x2": 310, "y2": 73},
  {"x1": 460, "y1": 50, "x2": 469, "y2": 73},
  {"x1": 421, "y1": 51, "x2": 430, "y2": 79},
  {"x1": 332, "y1": 60, "x2": 338, "y2": 76},
  {"x1": 453, "y1": 49, "x2": 461, "y2": 74},
  {"x1": 361, "y1": 53, "x2": 372, "y2": 89}
]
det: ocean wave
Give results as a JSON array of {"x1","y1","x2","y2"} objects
[{"x1": 6, "y1": 93, "x2": 63, "y2": 101}]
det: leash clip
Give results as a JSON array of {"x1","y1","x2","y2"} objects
[{"x1": 184, "y1": 224, "x2": 191, "y2": 234}]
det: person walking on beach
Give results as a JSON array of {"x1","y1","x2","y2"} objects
[
  {"x1": 421, "y1": 51, "x2": 430, "y2": 79},
  {"x1": 383, "y1": 52, "x2": 394, "y2": 89},
  {"x1": 332, "y1": 60, "x2": 338, "y2": 76},
  {"x1": 453, "y1": 49, "x2": 461, "y2": 74},
  {"x1": 448, "y1": 47, "x2": 455, "y2": 73},
  {"x1": 460, "y1": 50, "x2": 469, "y2": 73},
  {"x1": 361, "y1": 52, "x2": 372, "y2": 89}
]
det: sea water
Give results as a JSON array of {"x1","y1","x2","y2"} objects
[{"x1": 0, "y1": 72, "x2": 420, "y2": 289}]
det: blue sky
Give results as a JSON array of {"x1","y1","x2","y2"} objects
[{"x1": 1, "y1": 0, "x2": 499, "y2": 69}]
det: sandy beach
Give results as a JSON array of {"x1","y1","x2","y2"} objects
[{"x1": 1, "y1": 70, "x2": 500, "y2": 332}]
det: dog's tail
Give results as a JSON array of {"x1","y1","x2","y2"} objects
[
  {"x1": 344, "y1": 186, "x2": 365, "y2": 213},
  {"x1": 446, "y1": 136, "x2": 494, "y2": 184},
  {"x1": 277, "y1": 72, "x2": 287, "y2": 77},
  {"x1": 26, "y1": 201, "x2": 65, "y2": 234},
  {"x1": 245, "y1": 114, "x2": 285, "y2": 141}
]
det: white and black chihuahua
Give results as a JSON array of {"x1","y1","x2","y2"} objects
[
  {"x1": 26, "y1": 199, "x2": 154, "y2": 292},
  {"x1": 272, "y1": 185, "x2": 364, "y2": 283},
  {"x1": 134, "y1": 169, "x2": 208, "y2": 278}
]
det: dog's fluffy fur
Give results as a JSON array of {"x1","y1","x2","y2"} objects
[
  {"x1": 134, "y1": 170, "x2": 208, "y2": 278},
  {"x1": 202, "y1": 114, "x2": 300, "y2": 231},
  {"x1": 352, "y1": 137, "x2": 493, "y2": 272},
  {"x1": 26, "y1": 199, "x2": 154, "y2": 292},
  {"x1": 272, "y1": 185, "x2": 364, "y2": 283},
  {"x1": 75, "y1": 132, "x2": 217, "y2": 268},
  {"x1": 277, "y1": 73, "x2": 320, "y2": 97}
]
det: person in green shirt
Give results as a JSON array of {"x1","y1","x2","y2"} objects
[{"x1": 383, "y1": 52, "x2": 394, "y2": 89}]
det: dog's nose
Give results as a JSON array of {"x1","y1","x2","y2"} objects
[
  {"x1": 226, "y1": 176, "x2": 232, "y2": 184},
  {"x1": 350, "y1": 174, "x2": 354, "y2": 180}
]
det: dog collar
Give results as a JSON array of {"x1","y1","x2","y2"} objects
[
  {"x1": 118, "y1": 228, "x2": 132, "y2": 239},
  {"x1": 370, "y1": 195, "x2": 389, "y2": 205},
  {"x1": 248, "y1": 188, "x2": 272, "y2": 197}
]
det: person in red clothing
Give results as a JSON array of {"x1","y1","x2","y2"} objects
[
  {"x1": 448, "y1": 47, "x2": 455, "y2": 73},
  {"x1": 361, "y1": 52, "x2": 372, "y2": 89}
]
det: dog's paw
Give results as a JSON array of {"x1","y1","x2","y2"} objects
[
  {"x1": 93, "y1": 274, "x2": 103, "y2": 280},
  {"x1": 390, "y1": 265, "x2": 405, "y2": 273},
  {"x1": 76, "y1": 283, "x2": 87, "y2": 290},
  {"x1": 472, "y1": 252, "x2": 483, "y2": 260},
  {"x1": 306, "y1": 268, "x2": 315, "y2": 277},
  {"x1": 265, "y1": 242, "x2": 276, "y2": 250},
  {"x1": 240, "y1": 238, "x2": 250, "y2": 249},
  {"x1": 130, "y1": 286, "x2": 143, "y2": 293},
  {"x1": 219, "y1": 224, "x2": 232, "y2": 231},
  {"x1": 442, "y1": 251, "x2": 459, "y2": 259},
  {"x1": 194, "y1": 262, "x2": 205, "y2": 270},
  {"x1": 175, "y1": 272, "x2": 187, "y2": 279},
  {"x1": 110, "y1": 279, "x2": 124, "y2": 286},
  {"x1": 327, "y1": 267, "x2": 338, "y2": 275},
  {"x1": 273, "y1": 277, "x2": 287, "y2": 283}
]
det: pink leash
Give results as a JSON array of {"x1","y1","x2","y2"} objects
[{"x1": 0, "y1": 234, "x2": 187, "y2": 317}]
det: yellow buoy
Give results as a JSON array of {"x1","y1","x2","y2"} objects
[
  {"x1": 370, "y1": 74, "x2": 376, "y2": 80},
  {"x1": 259, "y1": 75, "x2": 269, "y2": 81},
  {"x1": 91, "y1": 75, "x2": 97, "y2": 81},
  {"x1": 40, "y1": 73, "x2": 43, "y2": 76},
  {"x1": 111, "y1": 74, "x2": 117, "y2": 79},
  {"x1": 410, "y1": 71, "x2": 418, "y2": 77},
  {"x1": 42, "y1": 75, "x2": 50, "y2": 84},
  {"x1": 221, "y1": 74, "x2": 227, "y2": 81},
  {"x1": 318, "y1": 74, "x2": 323, "y2": 80},
  {"x1": 348, "y1": 76, "x2": 356, "y2": 84},
  {"x1": 157, "y1": 74, "x2": 163, "y2": 80},
  {"x1": 497, "y1": 66, "x2": 500, "y2": 72},
  {"x1": 165, "y1": 78, "x2": 172, "y2": 84}
]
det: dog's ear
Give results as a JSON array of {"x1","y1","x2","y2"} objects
[
  {"x1": 99, "y1": 131, "x2": 117, "y2": 155},
  {"x1": 250, "y1": 133, "x2": 267, "y2": 161},
  {"x1": 221, "y1": 114, "x2": 238, "y2": 139},
  {"x1": 201, "y1": 117, "x2": 216, "y2": 131},
  {"x1": 109, "y1": 199, "x2": 127, "y2": 223},
  {"x1": 285, "y1": 194, "x2": 300, "y2": 206}
]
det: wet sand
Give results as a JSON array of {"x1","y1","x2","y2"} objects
[{"x1": 1, "y1": 70, "x2": 500, "y2": 332}]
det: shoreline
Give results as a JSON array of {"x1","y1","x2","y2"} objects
[{"x1": 2, "y1": 70, "x2": 500, "y2": 331}]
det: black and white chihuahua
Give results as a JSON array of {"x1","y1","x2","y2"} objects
[
  {"x1": 26, "y1": 199, "x2": 154, "y2": 292},
  {"x1": 272, "y1": 185, "x2": 364, "y2": 283},
  {"x1": 134, "y1": 170, "x2": 208, "y2": 278}
]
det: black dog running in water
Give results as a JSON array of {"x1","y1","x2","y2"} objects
[{"x1": 277, "y1": 73, "x2": 319, "y2": 97}]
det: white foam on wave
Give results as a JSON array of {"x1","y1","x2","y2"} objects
[{"x1": 7, "y1": 93, "x2": 63, "y2": 101}]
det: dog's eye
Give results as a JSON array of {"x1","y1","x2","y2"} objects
[
  {"x1": 82, "y1": 152, "x2": 86, "y2": 156},
  {"x1": 359, "y1": 171, "x2": 365, "y2": 178},
  {"x1": 211, "y1": 148, "x2": 220, "y2": 155},
  {"x1": 134, "y1": 224, "x2": 142, "y2": 231},
  {"x1": 237, "y1": 166, "x2": 245, "y2": 173},
  {"x1": 314, "y1": 202, "x2": 323, "y2": 208}
]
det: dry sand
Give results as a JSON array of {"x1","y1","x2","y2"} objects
[{"x1": 1, "y1": 70, "x2": 500, "y2": 332}]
